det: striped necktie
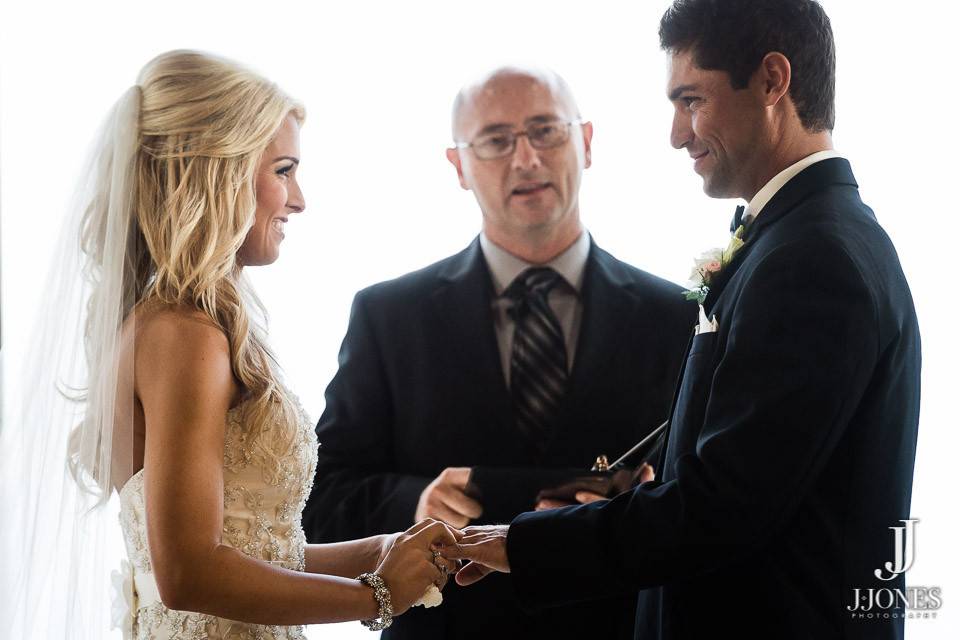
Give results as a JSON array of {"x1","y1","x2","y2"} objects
[{"x1": 505, "y1": 267, "x2": 568, "y2": 454}]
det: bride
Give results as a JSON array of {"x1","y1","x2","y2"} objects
[{"x1": 1, "y1": 50, "x2": 457, "y2": 638}]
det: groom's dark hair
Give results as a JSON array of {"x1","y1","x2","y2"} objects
[{"x1": 659, "y1": 0, "x2": 835, "y2": 133}]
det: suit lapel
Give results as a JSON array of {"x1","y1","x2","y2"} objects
[
  {"x1": 567, "y1": 242, "x2": 643, "y2": 392},
  {"x1": 704, "y1": 158, "x2": 859, "y2": 314},
  {"x1": 702, "y1": 235, "x2": 755, "y2": 313},
  {"x1": 743, "y1": 157, "x2": 858, "y2": 243},
  {"x1": 429, "y1": 238, "x2": 513, "y2": 411}
]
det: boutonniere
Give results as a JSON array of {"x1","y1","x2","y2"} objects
[{"x1": 684, "y1": 225, "x2": 746, "y2": 304}]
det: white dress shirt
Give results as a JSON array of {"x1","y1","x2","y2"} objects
[
  {"x1": 479, "y1": 231, "x2": 590, "y2": 385},
  {"x1": 743, "y1": 149, "x2": 843, "y2": 225}
]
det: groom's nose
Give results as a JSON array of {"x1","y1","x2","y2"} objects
[{"x1": 670, "y1": 109, "x2": 693, "y2": 150}]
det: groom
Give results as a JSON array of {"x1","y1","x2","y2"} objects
[{"x1": 446, "y1": 1, "x2": 922, "y2": 639}]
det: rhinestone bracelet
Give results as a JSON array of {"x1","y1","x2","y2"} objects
[{"x1": 357, "y1": 572, "x2": 393, "y2": 631}]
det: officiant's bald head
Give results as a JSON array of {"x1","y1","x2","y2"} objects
[
  {"x1": 450, "y1": 67, "x2": 582, "y2": 139},
  {"x1": 446, "y1": 66, "x2": 593, "y2": 264}
]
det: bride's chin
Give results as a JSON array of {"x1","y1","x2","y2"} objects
[{"x1": 236, "y1": 242, "x2": 283, "y2": 267}]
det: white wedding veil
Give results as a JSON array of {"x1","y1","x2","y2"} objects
[{"x1": 0, "y1": 84, "x2": 142, "y2": 638}]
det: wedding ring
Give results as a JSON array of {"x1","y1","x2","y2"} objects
[{"x1": 431, "y1": 549, "x2": 446, "y2": 574}]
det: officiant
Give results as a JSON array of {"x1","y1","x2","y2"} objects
[{"x1": 302, "y1": 67, "x2": 695, "y2": 639}]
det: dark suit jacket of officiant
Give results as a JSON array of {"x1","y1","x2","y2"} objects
[
  {"x1": 505, "y1": 158, "x2": 922, "y2": 640},
  {"x1": 302, "y1": 236, "x2": 696, "y2": 639}
]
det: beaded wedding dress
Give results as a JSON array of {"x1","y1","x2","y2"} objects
[{"x1": 116, "y1": 394, "x2": 317, "y2": 639}]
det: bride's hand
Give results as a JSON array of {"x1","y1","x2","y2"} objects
[
  {"x1": 375, "y1": 519, "x2": 462, "y2": 614},
  {"x1": 375, "y1": 532, "x2": 401, "y2": 570}
]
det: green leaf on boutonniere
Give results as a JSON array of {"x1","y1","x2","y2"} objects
[{"x1": 684, "y1": 286, "x2": 708, "y2": 304}]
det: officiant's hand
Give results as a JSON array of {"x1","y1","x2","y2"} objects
[
  {"x1": 535, "y1": 490, "x2": 606, "y2": 510},
  {"x1": 441, "y1": 524, "x2": 510, "y2": 586},
  {"x1": 415, "y1": 467, "x2": 483, "y2": 528},
  {"x1": 535, "y1": 463, "x2": 655, "y2": 510},
  {"x1": 377, "y1": 519, "x2": 462, "y2": 614}
]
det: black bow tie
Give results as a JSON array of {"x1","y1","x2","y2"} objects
[{"x1": 730, "y1": 205, "x2": 746, "y2": 234}]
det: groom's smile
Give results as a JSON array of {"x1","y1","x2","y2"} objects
[{"x1": 690, "y1": 150, "x2": 710, "y2": 173}]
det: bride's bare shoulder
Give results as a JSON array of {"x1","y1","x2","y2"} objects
[
  {"x1": 127, "y1": 302, "x2": 231, "y2": 369},
  {"x1": 122, "y1": 302, "x2": 240, "y2": 410}
]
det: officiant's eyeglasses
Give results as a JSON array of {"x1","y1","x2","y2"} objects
[{"x1": 454, "y1": 119, "x2": 581, "y2": 160}]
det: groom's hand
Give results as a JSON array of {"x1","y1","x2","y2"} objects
[
  {"x1": 441, "y1": 524, "x2": 510, "y2": 586},
  {"x1": 415, "y1": 467, "x2": 483, "y2": 528}
]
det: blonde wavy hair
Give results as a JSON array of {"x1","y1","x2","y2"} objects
[{"x1": 82, "y1": 50, "x2": 306, "y2": 462}]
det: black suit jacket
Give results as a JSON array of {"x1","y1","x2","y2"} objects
[
  {"x1": 303, "y1": 237, "x2": 695, "y2": 639},
  {"x1": 506, "y1": 159, "x2": 921, "y2": 640}
]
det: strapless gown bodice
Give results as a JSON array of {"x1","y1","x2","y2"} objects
[{"x1": 117, "y1": 395, "x2": 317, "y2": 639}]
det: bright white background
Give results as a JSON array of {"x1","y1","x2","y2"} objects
[{"x1": 1, "y1": 1, "x2": 957, "y2": 637}]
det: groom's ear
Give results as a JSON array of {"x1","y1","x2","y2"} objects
[
  {"x1": 446, "y1": 147, "x2": 470, "y2": 190},
  {"x1": 756, "y1": 52, "x2": 792, "y2": 108}
]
